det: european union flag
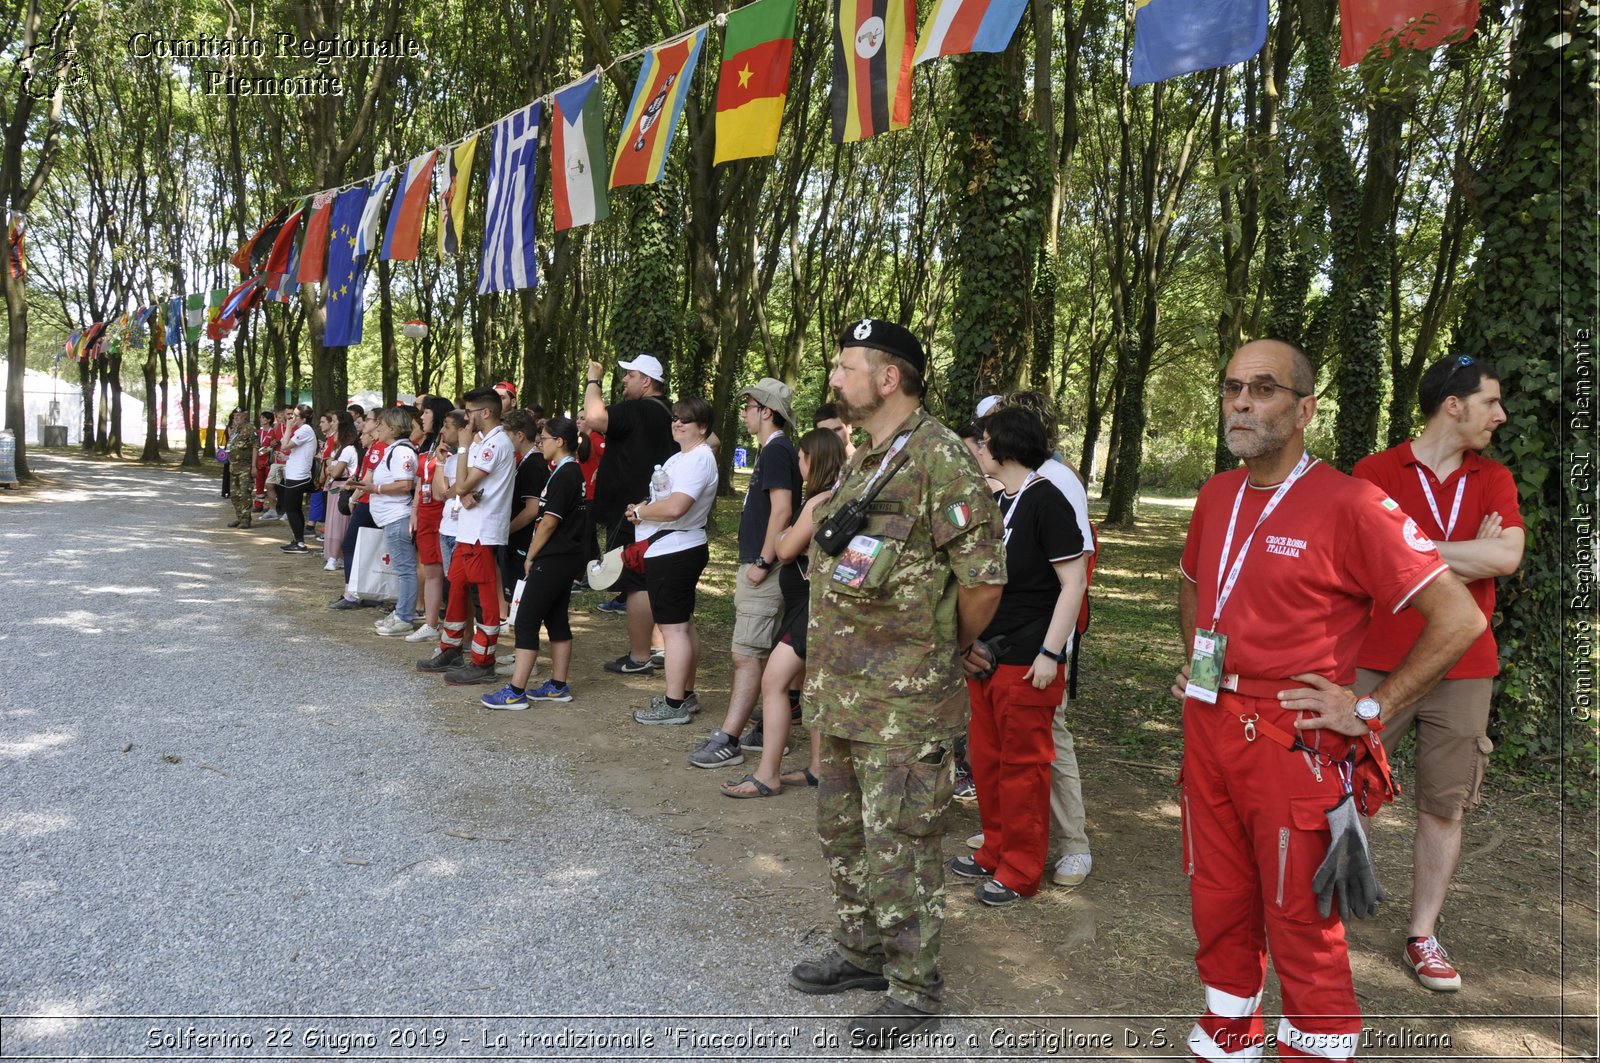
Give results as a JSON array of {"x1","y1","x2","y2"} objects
[
  {"x1": 322, "y1": 184, "x2": 369, "y2": 348},
  {"x1": 1130, "y1": 0, "x2": 1267, "y2": 85}
]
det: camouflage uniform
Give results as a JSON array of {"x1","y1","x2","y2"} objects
[
  {"x1": 228, "y1": 423, "x2": 257, "y2": 525},
  {"x1": 805, "y1": 409, "x2": 1006, "y2": 1012}
]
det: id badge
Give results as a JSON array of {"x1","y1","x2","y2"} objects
[
  {"x1": 831, "y1": 534, "x2": 884, "y2": 590},
  {"x1": 1185, "y1": 628, "x2": 1228, "y2": 704}
]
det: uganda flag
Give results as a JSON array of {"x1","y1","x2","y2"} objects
[
  {"x1": 832, "y1": 0, "x2": 916, "y2": 143},
  {"x1": 610, "y1": 28, "x2": 707, "y2": 189},
  {"x1": 713, "y1": 0, "x2": 797, "y2": 165}
]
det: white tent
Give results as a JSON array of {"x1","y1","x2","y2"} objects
[{"x1": 0, "y1": 362, "x2": 146, "y2": 445}]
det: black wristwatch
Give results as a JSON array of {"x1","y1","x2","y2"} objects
[
  {"x1": 752, "y1": 557, "x2": 773, "y2": 570},
  {"x1": 586, "y1": 379, "x2": 602, "y2": 388}
]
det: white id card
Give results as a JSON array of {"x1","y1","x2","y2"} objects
[{"x1": 1185, "y1": 628, "x2": 1228, "y2": 704}]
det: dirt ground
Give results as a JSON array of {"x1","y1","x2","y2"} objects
[{"x1": 11, "y1": 454, "x2": 1597, "y2": 1059}]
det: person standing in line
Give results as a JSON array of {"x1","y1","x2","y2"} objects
[
  {"x1": 1173, "y1": 338, "x2": 1482, "y2": 1063},
  {"x1": 255, "y1": 411, "x2": 279, "y2": 518},
  {"x1": 481, "y1": 416, "x2": 589, "y2": 709},
  {"x1": 581, "y1": 354, "x2": 676, "y2": 664},
  {"x1": 276, "y1": 405, "x2": 318, "y2": 554},
  {"x1": 814, "y1": 402, "x2": 855, "y2": 460},
  {"x1": 321, "y1": 412, "x2": 360, "y2": 572},
  {"x1": 356, "y1": 408, "x2": 420, "y2": 637},
  {"x1": 226, "y1": 409, "x2": 256, "y2": 528},
  {"x1": 787, "y1": 319, "x2": 1005, "y2": 1045},
  {"x1": 1351, "y1": 354, "x2": 1524, "y2": 992},
  {"x1": 328, "y1": 411, "x2": 388, "y2": 610},
  {"x1": 419, "y1": 388, "x2": 516, "y2": 685},
  {"x1": 689, "y1": 378, "x2": 801, "y2": 767},
  {"x1": 501, "y1": 410, "x2": 550, "y2": 613}
]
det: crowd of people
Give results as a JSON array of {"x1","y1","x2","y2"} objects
[{"x1": 223, "y1": 328, "x2": 1522, "y2": 1056}]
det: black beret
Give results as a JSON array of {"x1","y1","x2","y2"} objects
[{"x1": 837, "y1": 318, "x2": 926, "y2": 379}]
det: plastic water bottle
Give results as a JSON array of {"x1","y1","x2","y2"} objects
[{"x1": 650, "y1": 464, "x2": 669, "y2": 501}]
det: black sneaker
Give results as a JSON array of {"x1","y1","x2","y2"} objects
[
  {"x1": 281, "y1": 541, "x2": 308, "y2": 553},
  {"x1": 442, "y1": 662, "x2": 497, "y2": 685},
  {"x1": 739, "y1": 724, "x2": 765, "y2": 750},
  {"x1": 416, "y1": 648, "x2": 462, "y2": 672},
  {"x1": 688, "y1": 734, "x2": 744, "y2": 769},
  {"x1": 978, "y1": 879, "x2": 1022, "y2": 907},
  {"x1": 788, "y1": 952, "x2": 888, "y2": 996},
  {"x1": 603, "y1": 653, "x2": 654, "y2": 674},
  {"x1": 327, "y1": 596, "x2": 363, "y2": 610},
  {"x1": 948, "y1": 855, "x2": 989, "y2": 879}
]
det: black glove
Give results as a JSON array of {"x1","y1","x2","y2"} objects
[
  {"x1": 1311, "y1": 792, "x2": 1387, "y2": 921},
  {"x1": 968, "y1": 638, "x2": 998, "y2": 681}
]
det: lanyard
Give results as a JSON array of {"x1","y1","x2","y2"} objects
[
  {"x1": 1000, "y1": 473, "x2": 1042, "y2": 532},
  {"x1": 544, "y1": 455, "x2": 576, "y2": 496},
  {"x1": 1414, "y1": 464, "x2": 1467, "y2": 539},
  {"x1": 850, "y1": 418, "x2": 923, "y2": 496},
  {"x1": 1212, "y1": 451, "x2": 1315, "y2": 628}
]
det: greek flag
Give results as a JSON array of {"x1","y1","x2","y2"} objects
[
  {"x1": 355, "y1": 166, "x2": 395, "y2": 259},
  {"x1": 478, "y1": 102, "x2": 542, "y2": 295}
]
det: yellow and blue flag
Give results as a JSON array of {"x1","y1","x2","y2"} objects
[{"x1": 1130, "y1": 0, "x2": 1267, "y2": 86}]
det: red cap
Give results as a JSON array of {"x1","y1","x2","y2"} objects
[{"x1": 494, "y1": 381, "x2": 516, "y2": 398}]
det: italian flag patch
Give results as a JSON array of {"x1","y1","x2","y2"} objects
[{"x1": 946, "y1": 502, "x2": 971, "y2": 529}]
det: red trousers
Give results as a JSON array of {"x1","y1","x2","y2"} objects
[
  {"x1": 966, "y1": 664, "x2": 1062, "y2": 895},
  {"x1": 439, "y1": 542, "x2": 502, "y2": 666},
  {"x1": 1181, "y1": 693, "x2": 1361, "y2": 1062}
]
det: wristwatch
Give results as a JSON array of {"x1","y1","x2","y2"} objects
[
  {"x1": 1354, "y1": 696, "x2": 1384, "y2": 733},
  {"x1": 752, "y1": 557, "x2": 773, "y2": 570},
  {"x1": 586, "y1": 379, "x2": 602, "y2": 388}
]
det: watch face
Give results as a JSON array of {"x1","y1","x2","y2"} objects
[{"x1": 1355, "y1": 698, "x2": 1380, "y2": 720}]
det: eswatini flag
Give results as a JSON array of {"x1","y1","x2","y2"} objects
[
  {"x1": 551, "y1": 74, "x2": 609, "y2": 231},
  {"x1": 1338, "y1": 0, "x2": 1477, "y2": 66},
  {"x1": 610, "y1": 29, "x2": 708, "y2": 189},
  {"x1": 832, "y1": 0, "x2": 916, "y2": 143},
  {"x1": 713, "y1": 0, "x2": 797, "y2": 165},
  {"x1": 913, "y1": 0, "x2": 1028, "y2": 63}
]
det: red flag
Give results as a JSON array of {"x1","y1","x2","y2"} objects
[
  {"x1": 1338, "y1": 0, "x2": 1477, "y2": 66},
  {"x1": 229, "y1": 205, "x2": 289, "y2": 275},
  {"x1": 296, "y1": 192, "x2": 336, "y2": 284},
  {"x1": 264, "y1": 200, "x2": 307, "y2": 277}
]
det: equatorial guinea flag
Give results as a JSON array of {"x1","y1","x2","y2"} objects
[
  {"x1": 832, "y1": 0, "x2": 916, "y2": 143},
  {"x1": 437, "y1": 134, "x2": 479, "y2": 257},
  {"x1": 610, "y1": 28, "x2": 708, "y2": 188},
  {"x1": 551, "y1": 74, "x2": 610, "y2": 232},
  {"x1": 382, "y1": 150, "x2": 438, "y2": 261},
  {"x1": 913, "y1": 0, "x2": 1029, "y2": 64},
  {"x1": 714, "y1": 0, "x2": 797, "y2": 165},
  {"x1": 1338, "y1": 0, "x2": 1477, "y2": 66}
]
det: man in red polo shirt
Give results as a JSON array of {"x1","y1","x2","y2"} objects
[
  {"x1": 1174, "y1": 339, "x2": 1482, "y2": 1063},
  {"x1": 1352, "y1": 354, "x2": 1524, "y2": 993}
]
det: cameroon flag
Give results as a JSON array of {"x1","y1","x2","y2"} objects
[
  {"x1": 714, "y1": 0, "x2": 797, "y2": 165},
  {"x1": 832, "y1": 0, "x2": 916, "y2": 143}
]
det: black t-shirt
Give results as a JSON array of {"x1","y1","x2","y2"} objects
[
  {"x1": 532, "y1": 459, "x2": 588, "y2": 561},
  {"x1": 981, "y1": 478, "x2": 1085, "y2": 665},
  {"x1": 737, "y1": 432, "x2": 801, "y2": 562},
  {"x1": 508, "y1": 452, "x2": 550, "y2": 555},
  {"x1": 593, "y1": 395, "x2": 675, "y2": 526}
]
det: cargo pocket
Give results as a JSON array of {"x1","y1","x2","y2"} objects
[
  {"x1": 882, "y1": 744, "x2": 954, "y2": 839},
  {"x1": 1466, "y1": 734, "x2": 1495, "y2": 810},
  {"x1": 1281, "y1": 796, "x2": 1334, "y2": 920}
]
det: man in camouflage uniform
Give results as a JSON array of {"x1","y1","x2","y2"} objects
[
  {"x1": 788, "y1": 318, "x2": 1006, "y2": 1047},
  {"x1": 226, "y1": 409, "x2": 256, "y2": 528}
]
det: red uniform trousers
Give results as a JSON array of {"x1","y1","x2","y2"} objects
[
  {"x1": 439, "y1": 542, "x2": 502, "y2": 666},
  {"x1": 1180, "y1": 692, "x2": 1362, "y2": 1063},
  {"x1": 966, "y1": 664, "x2": 1062, "y2": 895}
]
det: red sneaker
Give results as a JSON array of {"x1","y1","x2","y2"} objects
[{"x1": 1404, "y1": 936, "x2": 1462, "y2": 991}]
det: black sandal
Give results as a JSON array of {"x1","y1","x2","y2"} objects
[
  {"x1": 721, "y1": 774, "x2": 777, "y2": 799},
  {"x1": 780, "y1": 768, "x2": 818, "y2": 787}
]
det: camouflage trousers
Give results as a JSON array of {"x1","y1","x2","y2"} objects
[
  {"x1": 816, "y1": 733, "x2": 956, "y2": 1012},
  {"x1": 229, "y1": 460, "x2": 253, "y2": 522}
]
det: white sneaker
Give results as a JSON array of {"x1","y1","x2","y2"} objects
[
  {"x1": 374, "y1": 616, "x2": 414, "y2": 637},
  {"x1": 260, "y1": 509, "x2": 281, "y2": 521},
  {"x1": 322, "y1": 558, "x2": 337, "y2": 572},
  {"x1": 496, "y1": 652, "x2": 516, "y2": 666},
  {"x1": 495, "y1": 659, "x2": 540, "y2": 677},
  {"x1": 404, "y1": 624, "x2": 440, "y2": 643},
  {"x1": 966, "y1": 833, "x2": 984, "y2": 850},
  {"x1": 1052, "y1": 851, "x2": 1093, "y2": 887},
  {"x1": 373, "y1": 611, "x2": 397, "y2": 629}
]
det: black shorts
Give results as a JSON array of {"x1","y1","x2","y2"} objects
[
  {"x1": 776, "y1": 599, "x2": 809, "y2": 661},
  {"x1": 515, "y1": 554, "x2": 584, "y2": 651},
  {"x1": 644, "y1": 544, "x2": 709, "y2": 626}
]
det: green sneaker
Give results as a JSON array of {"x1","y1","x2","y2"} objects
[{"x1": 633, "y1": 695, "x2": 692, "y2": 725}]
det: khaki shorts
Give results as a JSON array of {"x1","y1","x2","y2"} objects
[
  {"x1": 731, "y1": 563, "x2": 785, "y2": 658},
  {"x1": 1356, "y1": 668, "x2": 1494, "y2": 820},
  {"x1": 265, "y1": 463, "x2": 286, "y2": 486}
]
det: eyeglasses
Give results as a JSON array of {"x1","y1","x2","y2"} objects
[
  {"x1": 976, "y1": 438, "x2": 991, "y2": 452},
  {"x1": 1220, "y1": 379, "x2": 1311, "y2": 402}
]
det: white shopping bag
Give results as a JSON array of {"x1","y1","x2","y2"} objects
[
  {"x1": 351, "y1": 526, "x2": 399, "y2": 601},
  {"x1": 510, "y1": 578, "x2": 526, "y2": 620}
]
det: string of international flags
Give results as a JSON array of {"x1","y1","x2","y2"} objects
[{"x1": 54, "y1": 0, "x2": 1475, "y2": 364}]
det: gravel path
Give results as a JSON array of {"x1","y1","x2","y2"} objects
[{"x1": 0, "y1": 456, "x2": 947, "y2": 1060}]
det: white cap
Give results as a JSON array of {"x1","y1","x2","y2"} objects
[
  {"x1": 617, "y1": 354, "x2": 665, "y2": 383},
  {"x1": 975, "y1": 394, "x2": 1003, "y2": 418},
  {"x1": 587, "y1": 547, "x2": 625, "y2": 590}
]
